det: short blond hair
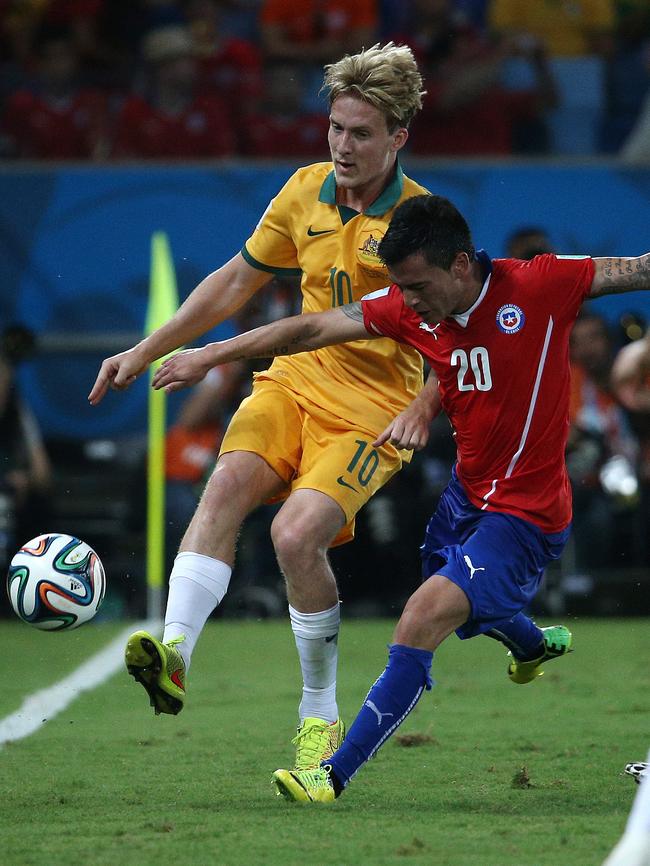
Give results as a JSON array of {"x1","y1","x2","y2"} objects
[{"x1": 322, "y1": 42, "x2": 425, "y2": 130}]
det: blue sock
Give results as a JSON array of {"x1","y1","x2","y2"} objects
[
  {"x1": 328, "y1": 643, "x2": 433, "y2": 791},
  {"x1": 486, "y1": 613, "x2": 544, "y2": 660}
]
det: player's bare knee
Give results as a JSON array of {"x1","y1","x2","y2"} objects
[
  {"x1": 271, "y1": 515, "x2": 317, "y2": 572},
  {"x1": 394, "y1": 583, "x2": 466, "y2": 651},
  {"x1": 200, "y1": 464, "x2": 240, "y2": 509},
  {"x1": 203, "y1": 458, "x2": 272, "y2": 517},
  {"x1": 394, "y1": 595, "x2": 436, "y2": 648}
]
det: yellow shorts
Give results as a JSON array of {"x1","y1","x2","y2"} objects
[{"x1": 219, "y1": 377, "x2": 404, "y2": 546}]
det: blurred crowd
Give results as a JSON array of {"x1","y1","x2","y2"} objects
[{"x1": 1, "y1": 0, "x2": 650, "y2": 161}]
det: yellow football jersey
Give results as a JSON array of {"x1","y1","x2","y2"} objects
[{"x1": 242, "y1": 161, "x2": 429, "y2": 435}]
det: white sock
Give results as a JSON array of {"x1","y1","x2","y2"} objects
[
  {"x1": 289, "y1": 602, "x2": 340, "y2": 724},
  {"x1": 163, "y1": 552, "x2": 231, "y2": 671}
]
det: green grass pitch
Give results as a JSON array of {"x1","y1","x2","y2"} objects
[{"x1": 1, "y1": 617, "x2": 648, "y2": 866}]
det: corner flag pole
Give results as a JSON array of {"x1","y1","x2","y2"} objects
[{"x1": 145, "y1": 231, "x2": 179, "y2": 622}]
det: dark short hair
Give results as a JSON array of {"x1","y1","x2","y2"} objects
[{"x1": 378, "y1": 195, "x2": 475, "y2": 270}]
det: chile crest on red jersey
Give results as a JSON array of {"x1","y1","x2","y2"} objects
[{"x1": 496, "y1": 304, "x2": 525, "y2": 334}]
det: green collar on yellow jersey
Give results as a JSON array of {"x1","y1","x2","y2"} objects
[{"x1": 319, "y1": 161, "x2": 404, "y2": 224}]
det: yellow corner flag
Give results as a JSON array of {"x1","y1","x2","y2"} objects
[{"x1": 146, "y1": 232, "x2": 179, "y2": 619}]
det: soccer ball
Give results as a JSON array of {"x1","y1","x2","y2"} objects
[{"x1": 7, "y1": 533, "x2": 106, "y2": 631}]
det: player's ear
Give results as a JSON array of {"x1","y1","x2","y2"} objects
[
  {"x1": 451, "y1": 252, "x2": 470, "y2": 275},
  {"x1": 391, "y1": 127, "x2": 408, "y2": 152},
  {"x1": 452, "y1": 252, "x2": 471, "y2": 276}
]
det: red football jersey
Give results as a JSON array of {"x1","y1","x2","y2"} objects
[{"x1": 362, "y1": 252, "x2": 596, "y2": 532}]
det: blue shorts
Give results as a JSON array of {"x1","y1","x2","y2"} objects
[{"x1": 420, "y1": 468, "x2": 570, "y2": 640}]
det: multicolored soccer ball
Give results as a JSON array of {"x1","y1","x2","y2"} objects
[{"x1": 7, "y1": 533, "x2": 106, "y2": 630}]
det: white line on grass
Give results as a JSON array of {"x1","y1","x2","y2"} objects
[{"x1": 0, "y1": 620, "x2": 161, "y2": 747}]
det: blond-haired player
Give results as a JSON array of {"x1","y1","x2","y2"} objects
[{"x1": 88, "y1": 43, "x2": 437, "y2": 773}]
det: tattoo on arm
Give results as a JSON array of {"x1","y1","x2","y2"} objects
[
  {"x1": 267, "y1": 337, "x2": 311, "y2": 356},
  {"x1": 341, "y1": 302, "x2": 364, "y2": 323},
  {"x1": 591, "y1": 255, "x2": 650, "y2": 297},
  {"x1": 231, "y1": 325, "x2": 323, "y2": 360},
  {"x1": 228, "y1": 305, "x2": 364, "y2": 362},
  {"x1": 237, "y1": 337, "x2": 311, "y2": 359}
]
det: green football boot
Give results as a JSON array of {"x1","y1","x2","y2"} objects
[
  {"x1": 292, "y1": 717, "x2": 345, "y2": 770},
  {"x1": 272, "y1": 766, "x2": 336, "y2": 803},
  {"x1": 124, "y1": 630, "x2": 186, "y2": 715},
  {"x1": 507, "y1": 625, "x2": 573, "y2": 684}
]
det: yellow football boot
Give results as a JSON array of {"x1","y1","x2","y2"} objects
[{"x1": 124, "y1": 630, "x2": 186, "y2": 715}]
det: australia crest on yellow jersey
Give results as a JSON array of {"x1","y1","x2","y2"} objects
[{"x1": 357, "y1": 226, "x2": 388, "y2": 276}]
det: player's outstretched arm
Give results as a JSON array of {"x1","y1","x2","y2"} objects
[
  {"x1": 88, "y1": 253, "x2": 268, "y2": 405},
  {"x1": 152, "y1": 303, "x2": 372, "y2": 394},
  {"x1": 589, "y1": 254, "x2": 650, "y2": 298},
  {"x1": 373, "y1": 370, "x2": 441, "y2": 451}
]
